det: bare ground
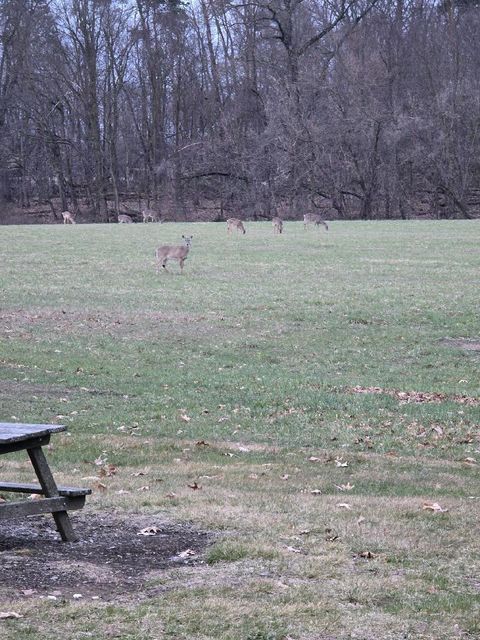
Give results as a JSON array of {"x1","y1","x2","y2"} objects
[{"x1": 0, "y1": 512, "x2": 213, "y2": 602}]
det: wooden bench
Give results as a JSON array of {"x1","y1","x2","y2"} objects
[{"x1": 0, "y1": 423, "x2": 91, "y2": 542}]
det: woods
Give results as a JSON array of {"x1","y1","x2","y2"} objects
[{"x1": 1, "y1": 0, "x2": 480, "y2": 222}]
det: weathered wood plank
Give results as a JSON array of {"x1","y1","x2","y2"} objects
[
  {"x1": 0, "y1": 423, "x2": 65, "y2": 444},
  {"x1": 0, "y1": 482, "x2": 91, "y2": 497},
  {"x1": 0, "y1": 496, "x2": 86, "y2": 519},
  {"x1": 26, "y1": 446, "x2": 78, "y2": 541},
  {"x1": 0, "y1": 435, "x2": 51, "y2": 455}
]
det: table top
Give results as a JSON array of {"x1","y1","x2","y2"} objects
[{"x1": 0, "y1": 423, "x2": 66, "y2": 445}]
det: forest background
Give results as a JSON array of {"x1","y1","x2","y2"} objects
[{"x1": 1, "y1": 0, "x2": 479, "y2": 224}]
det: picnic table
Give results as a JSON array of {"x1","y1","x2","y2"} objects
[{"x1": 0, "y1": 423, "x2": 91, "y2": 542}]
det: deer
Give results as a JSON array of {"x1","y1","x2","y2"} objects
[
  {"x1": 303, "y1": 213, "x2": 329, "y2": 231},
  {"x1": 155, "y1": 235, "x2": 193, "y2": 274},
  {"x1": 227, "y1": 218, "x2": 246, "y2": 234},
  {"x1": 118, "y1": 214, "x2": 134, "y2": 224},
  {"x1": 142, "y1": 208, "x2": 161, "y2": 223},
  {"x1": 61, "y1": 211, "x2": 76, "y2": 224},
  {"x1": 272, "y1": 217, "x2": 283, "y2": 234}
]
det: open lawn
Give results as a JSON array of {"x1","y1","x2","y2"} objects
[{"x1": 0, "y1": 220, "x2": 479, "y2": 639}]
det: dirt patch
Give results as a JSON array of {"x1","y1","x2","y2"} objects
[
  {"x1": 0, "y1": 512, "x2": 213, "y2": 602},
  {"x1": 441, "y1": 338, "x2": 480, "y2": 352}
]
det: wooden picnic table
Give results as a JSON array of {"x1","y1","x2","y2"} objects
[{"x1": 0, "y1": 423, "x2": 91, "y2": 542}]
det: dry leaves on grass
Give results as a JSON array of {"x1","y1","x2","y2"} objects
[{"x1": 350, "y1": 385, "x2": 479, "y2": 406}]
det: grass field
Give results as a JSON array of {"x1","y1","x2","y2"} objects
[{"x1": 0, "y1": 220, "x2": 479, "y2": 639}]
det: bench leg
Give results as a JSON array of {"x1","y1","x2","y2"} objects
[{"x1": 27, "y1": 446, "x2": 77, "y2": 542}]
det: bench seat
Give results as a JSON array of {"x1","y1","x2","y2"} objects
[{"x1": 0, "y1": 482, "x2": 91, "y2": 497}]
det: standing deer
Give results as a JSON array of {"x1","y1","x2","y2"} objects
[
  {"x1": 142, "y1": 208, "x2": 160, "y2": 223},
  {"x1": 272, "y1": 217, "x2": 283, "y2": 234},
  {"x1": 303, "y1": 214, "x2": 329, "y2": 231},
  {"x1": 227, "y1": 218, "x2": 246, "y2": 234},
  {"x1": 155, "y1": 235, "x2": 193, "y2": 274},
  {"x1": 118, "y1": 214, "x2": 134, "y2": 224},
  {"x1": 62, "y1": 211, "x2": 76, "y2": 224}
]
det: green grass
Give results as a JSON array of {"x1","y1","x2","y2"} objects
[{"x1": 0, "y1": 220, "x2": 479, "y2": 639}]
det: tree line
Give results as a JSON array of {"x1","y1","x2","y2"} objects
[{"x1": 1, "y1": 0, "x2": 479, "y2": 223}]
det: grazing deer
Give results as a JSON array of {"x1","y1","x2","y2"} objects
[
  {"x1": 272, "y1": 217, "x2": 283, "y2": 234},
  {"x1": 227, "y1": 218, "x2": 246, "y2": 234},
  {"x1": 118, "y1": 214, "x2": 134, "y2": 224},
  {"x1": 61, "y1": 211, "x2": 76, "y2": 224},
  {"x1": 155, "y1": 235, "x2": 193, "y2": 274},
  {"x1": 303, "y1": 213, "x2": 329, "y2": 231},
  {"x1": 142, "y1": 208, "x2": 160, "y2": 223}
]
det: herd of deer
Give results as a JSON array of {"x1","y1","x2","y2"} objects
[
  {"x1": 61, "y1": 209, "x2": 160, "y2": 224},
  {"x1": 61, "y1": 210, "x2": 328, "y2": 274}
]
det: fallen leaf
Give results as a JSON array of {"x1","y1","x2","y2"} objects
[
  {"x1": 325, "y1": 528, "x2": 339, "y2": 542},
  {"x1": 285, "y1": 546, "x2": 303, "y2": 554},
  {"x1": 137, "y1": 526, "x2": 161, "y2": 536},
  {"x1": 423, "y1": 501, "x2": 448, "y2": 513},
  {"x1": 180, "y1": 414, "x2": 191, "y2": 422},
  {"x1": 99, "y1": 464, "x2": 116, "y2": 477},
  {"x1": 165, "y1": 492, "x2": 177, "y2": 498},
  {"x1": 20, "y1": 589, "x2": 36, "y2": 596},
  {"x1": 335, "y1": 458, "x2": 348, "y2": 467},
  {"x1": 249, "y1": 473, "x2": 259, "y2": 479},
  {"x1": 336, "y1": 502, "x2": 352, "y2": 509},
  {"x1": 335, "y1": 483, "x2": 354, "y2": 491},
  {"x1": 310, "y1": 489, "x2": 322, "y2": 495},
  {"x1": 308, "y1": 456, "x2": 321, "y2": 462}
]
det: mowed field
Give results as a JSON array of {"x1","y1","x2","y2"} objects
[{"x1": 0, "y1": 220, "x2": 479, "y2": 639}]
